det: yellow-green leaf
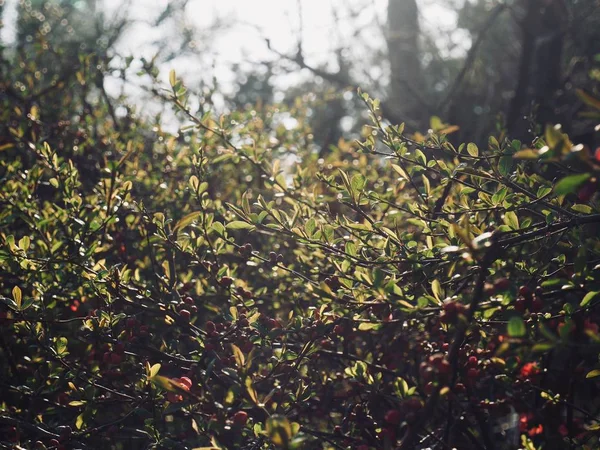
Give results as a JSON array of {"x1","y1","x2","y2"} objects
[
  {"x1": 431, "y1": 279, "x2": 442, "y2": 302},
  {"x1": 391, "y1": 164, "x2": 408, "y2": 179},
  {"x1": 75, "y1": 413, "x2": 84, "y2": 430},
  {"x1": 576, "y1": 89, "x2": 600, "y2": 110},
  {"x1": 226, "y1": 221, "x2": 255, "y2": 230},
  {"x1": 12, "y1": 286, "x2": 22, "y2": 309},
  {"x1": 149, "y1": 363, "x2": 161, "y2": 378},
  {"x1": 173, "y1": 211, "x2": 202, "y2": 232},
  {"x1": 56, "y1": 337, "x2": 68, "y2": 356},
  {"x1": 581, "y1": 291, "x2": 599, "y2": 308},
  {"x1": 18, "y1": 236, "x2": 30, "y2": 251},
  {"x1": 467, "y1": 143, "x2": 479, "y2": 157},
  {"x1": 231, "y1": 344, "x2": 245, "y2": 368},
  {"x1": 189, "y1": 175, "x2": 200, "y2": 191},
  {"x1": 266, "y1": 414, "x2": 294, "y2": 448}
]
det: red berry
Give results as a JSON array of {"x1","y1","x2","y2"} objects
[
  {"x1": 493, "y1": 277, "x2": 510, "y2": 291},
  {"x1": 379, "y1": 427, "x2": 396, "y2": 442},
  {"x1": 384, "y1": 409, "x2": 402, "y2": 425},
  {"x1": 454, "y1": 382, "x2": 466, "y2": 393},
  {"x1": 7, "y1": 426, "x2": 18, "y2": 442},
  {"x1": 110, "y1": 352, "x2": 122, "y2": 365},
  {"x1": 467, "y1": 368, "x2": 480, "y2": 379},
  {"x1": 205, "y1": 342, "x2": 215, "y2": 352},
  {"x1": 578, "y1": 180, "x2": 597, "y2": 202},
  {"x1": 205, "y1": 321, "x2": 216, "y2": 333},
  {"x1": 333, "y1": 324, "x2": 344, "y2": 336},
  {"x1": 530, "y1": 296, "x2": 543, "y2": 312},
  {"x1": 178, "y1": 376, "x2": 192, "y2": 390},
  {"x1": 518, "y1": 285, "x2": 531, "y2": 298},
  {"x1": 179, "y1": 309, "x2": 191, "y2": 320},
  {"x1": 219, "y1": 276, "x2": 233, "y2": 287},
  {"x1": 467, "y1": 356, "x2": 478, "y2": 368},
  {"x1": 515, "y1": 298, "x2": 527, "y2": 312},
  {"x1": 183, "y1": 296, "x2": 194, "y2": 305},
  {"x1": 232, "y1": 410, "x2": 248, "y2": 426}
]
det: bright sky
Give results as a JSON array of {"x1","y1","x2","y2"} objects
[{"x1": 1, "y1": 0, "x2": 464, "y2": 115}]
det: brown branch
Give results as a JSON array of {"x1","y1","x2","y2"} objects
[{"x1": 263, "y1": 39, "x2": 418, "y2": 129}]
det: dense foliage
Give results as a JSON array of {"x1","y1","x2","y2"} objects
[{"x1": 2, "y1": 16, "x2": 600, "y2": 450}]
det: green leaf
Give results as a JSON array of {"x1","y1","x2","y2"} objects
[
  {"x1": 498, "y1": 154, "x2": 513, "y2": 176},
  {"x1": 351, "y1": 173, "x2": 366, "y2": 191},
  {"x1": 532, "y1": 342, "x2": 555, "y2": 352},
  {"x1": 189, "y1": 175, "x2": 200, "y2": 191},
  {"x1": 586, "y1": 369, "x2": 600, "y2": 379},
  {"x1": 12, "y1": 286, "x2": 22, "y2": 310},
  {"x1": 150, "y1": 375, "x2": 188, "y2": 393},
  {"x1": 149, "y1": 363, "x2": 161, "y2": 378},
  {"x1": 431, "y1": 279, "x2": 442, "y2": 302},
  {"x1": 513, "y1": 149, "x2": 540, "y2": 159},
  {"x1": 56, "y1": 337, "x2": 68, "y2": 356},
  {"x1": 467, "y1": 143, "x2": 479, "y2": 157},
  {"x1": 226, "y1": 221, "x2": 255, "y2": 230},
  {"x1": 581, "y1": 291, "x2": 600, "y2": 308},
  {"x1": 554, "y1": 173, "x2": 591, "y2": 196},
  {"x1": 305, "y1": 218, "x2": 316, "y2": 237},
  {"x1": 358, "y1": 322, "x2": 382, "y2": 331},
  {"x1": 345, "y1": 241, "x2": 357, "y2": 257},
  {"x1": 266, "y1": 414, "x2": 294, "y2": 448},
  {"x1": 391, "y1": 164, "x2": 408, "y2": 179},
  {"x1": 231, "y1": 344, "x2": 245, "y2": 368},
  {"x1": 507, "y1": 316, "x2": 526, "y2": 338},
  {"x1": 75, "y1": 413, "x2": 84, "y2": 430},
  {"x1": 18, "y1": 236, "x2": 30, "y2": 251},
  {"x1": 504, "y1": 211, "x2": 519, "y2": 230},
  {"x1": 173, "y1": 211, "x2": 202, "y2": 232},
  {"x1": 211, "y1": 222, "x2": 225, "y2": 236},
  {"x1": 571, "y1": 204, "x2": 592, "y2": 214}
]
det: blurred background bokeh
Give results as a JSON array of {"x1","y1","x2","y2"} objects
[{"x1": 2, "y1": 0, "x2": 599, "y2": 150}]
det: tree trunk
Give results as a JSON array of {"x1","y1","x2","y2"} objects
[
  {"x1": 507, "y1": 0, "x2": 566, "y2": 139},
  {"x1": 386, "y1": 0, "x2": 426, "y2": 128}
]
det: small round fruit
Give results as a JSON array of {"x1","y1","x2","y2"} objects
[
  {"x1": 518, "y1": 285, "x2": 532, "y2": 298},
  {"x1": 493, "y1": 277, "x2": 510, "y2": 291},
  {"x1": 219, "y1": 276, "x2": 233, "y2": 287},
  {"x1": 205, "y1": 321, "x2": 216, "y2": 333},
  {"x1": 179, "y1": 309, "x2": 191, "y2": 321},
  {"x1": 232, "y1": 410, "x2": 248, "y2": 426},
  {"x1": 110, "y1": 352, "x2": 123, "y2": 365},
  {"x1": 178, "y1": 376, "x2": 192, "y2": 390},
  {"x1": 384, "y1": 409, "x2": 402, "y2": 425}
]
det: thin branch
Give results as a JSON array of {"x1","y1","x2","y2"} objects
[{"x1": 440, "y1": 3, "x2": 507, "y2": 113}]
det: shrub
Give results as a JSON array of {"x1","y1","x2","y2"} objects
[{"x1": 2, "y1": 59, "x2": 600, "y2": 450}]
